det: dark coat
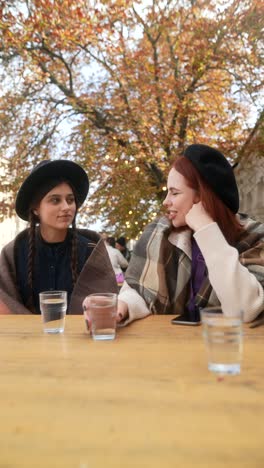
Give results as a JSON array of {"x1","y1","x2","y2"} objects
[{"x1": 0, "y1": 228, "x2": 118, "y2": 314}]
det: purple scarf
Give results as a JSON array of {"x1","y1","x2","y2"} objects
[{"x1": 186, "y1": 238, "x2": 207, "y2": 321}]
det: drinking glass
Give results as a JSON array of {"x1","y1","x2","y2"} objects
[
  {"x1": 201, "y1": 307, "x2": 243, "y2": 375},
  {"x1": 85, "y1": 293, "x2": 117, "y2": 341},
  {"x1": 39, "y1": 290, "x2": 67, "y2": 334}
]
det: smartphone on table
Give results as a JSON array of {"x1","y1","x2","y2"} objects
[{"x1": 171, "y1": 312, "x2": 201, "y2": 326}]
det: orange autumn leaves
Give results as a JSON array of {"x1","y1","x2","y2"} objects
[{"x1": 0, "y1": 0, "x2": 263, "y2": 235}]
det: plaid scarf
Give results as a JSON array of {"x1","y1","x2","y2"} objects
[{"x1": 125, "y1": 214, "x2": 264, "y2": 316}]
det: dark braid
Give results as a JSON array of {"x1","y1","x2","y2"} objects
[
  {"x1": 70, "y1": 217, "x2": 78, "y2": 287},
  {"x1": 28, "y1": 211, "x2": 37, "y2": 296}
]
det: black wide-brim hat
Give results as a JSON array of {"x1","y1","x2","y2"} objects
[
  {"x1": 15, "y1": 159, "x2": 89, "y2": 221},
  {"x1": 184, "y1": 144, "x2": 239, "y2": 213}
]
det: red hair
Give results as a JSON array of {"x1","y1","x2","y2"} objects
[{"x1": 173, "y1": 157, "x2": 244, "y2": 245}]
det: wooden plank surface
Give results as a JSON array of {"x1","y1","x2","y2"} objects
[{"x1": 0, "y1": 315, "x2": 263, "y2": 468}]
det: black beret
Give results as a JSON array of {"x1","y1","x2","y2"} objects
[{"x1": 184, "y1": 144, "x2": 239, "y2": 213}]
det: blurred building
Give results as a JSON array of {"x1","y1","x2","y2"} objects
[
  {"x1": 0, "y1": 157, "x2": 27, "y2": 251},
  {"x1": 235, "y1": 112, "x2": 264, "y2": 222},
  {"x1": 0, "y1": 216, "x2": 27, "y2": 251}
]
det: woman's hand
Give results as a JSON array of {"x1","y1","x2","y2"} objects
[
  {"x1": 82, "y1": 296, "x2": 92, "y2": 332},
  {"x1": 117, "y1": 299, "x2": 129, "y2": 323},
  {"x1": 185, "y1": 201, "x2": 214, "y2": 232},
  {"x1": 0, "y1": 300, "x2": 12, "y2": 315},
  {"x1": 83, "y1": 296, "x2": 129, "y2": 324}
]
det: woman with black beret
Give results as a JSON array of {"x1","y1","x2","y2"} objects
[
  {"x1": 117, "y1": 144, "x2": 264, "y2": 324},
  {"x1": 0, "y1": 160, "x2": 117, "y2": 314}
]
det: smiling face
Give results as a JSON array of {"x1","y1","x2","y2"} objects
[
  {"x1": 163, "y1": 168, "x2": 199, "y2": 228},
  {"x1": 34, "y1": 182, "x2": 76, "y2": 241}
]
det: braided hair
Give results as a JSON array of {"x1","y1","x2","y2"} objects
[
  {"x1": 27, "y1": 178, "x2": 79, "y2": 297},
  {"x1": 27, "y1": 210, "x2": 37, "y2": 294},
  {"x1": 70, "y1": 215, "x2": 78, "y2": 286}
]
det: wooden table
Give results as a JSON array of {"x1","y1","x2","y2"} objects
[{"x1": 0, "y1": 315, "x2": 263, "y2": 468}]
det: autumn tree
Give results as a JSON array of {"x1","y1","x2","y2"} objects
[{"x1": 0, "y1": 0, "x2": 263, "y2": 237}]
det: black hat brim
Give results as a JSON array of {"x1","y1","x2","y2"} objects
[{"x1": 15, "y1": 160, "x2": 89, "y2": 221}]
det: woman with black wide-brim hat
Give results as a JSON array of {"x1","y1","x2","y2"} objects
[{"x1": 0, "y1": 159, "x2": 117, "y2": 314}]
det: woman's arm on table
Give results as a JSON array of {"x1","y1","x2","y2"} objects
[{"x1": 117, "y1": 281, "x2": 151, "y2": 324}]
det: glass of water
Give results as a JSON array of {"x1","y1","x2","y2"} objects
[
  {"x1": 39, "y1": 291, "x2": 67, "y2": 334},
  {"x1": 87, "y1": 293, "x2": 117, "y2": 341},
  {"x1": 201, "y1": 307, "x2": 243, "y2": 375}
]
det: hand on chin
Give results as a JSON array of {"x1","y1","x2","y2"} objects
[{"x1": 185, "y1": 202, "x2": 214, "y2": 232}]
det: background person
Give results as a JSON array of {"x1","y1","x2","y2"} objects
[
  {"x1": 117, "y1": 144, "x2": 264, "y2": 325},
  {"x1": 105, "y1": 237, "x2": 128, "y2": 285},
  {"x1": 0, "y1": 159, "x2": 117, "y2": 314},
  {"x1": 115, "y1": 236, "x2": 131, "y2": 266}
]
